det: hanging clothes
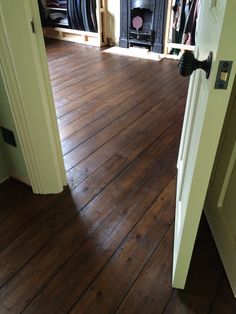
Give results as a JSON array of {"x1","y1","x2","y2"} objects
[
  {"x1": 68, "y1": 0, "x2": 97, "y2": 32},
  {"x1": 90, "y1": 0, "x2": 98, "y2": 33},
  {"x1": 171, "y1": 0, "x2": 200, "y2": 48},
  {"x1": 172, "y1": 0, "x2": 187, "y2": 44},
  {"x1": 81, "y1": 0, "x2": 90, "y2": 31},
  {"x1": 171, "y1": 0, "x2": 187, "y2": 54},
  {"x1": 74, "y1": 0, "x2": 85, "y2": 31},
  {"x1": 183, "y1": 0, "x2": 200, "y2": 45},
  {"x1": 38, "y1": 0, "x2": 51, "y2": 27},
  {"x1": 171, "y1": 0, "x2": 180, "y2": 45},
  {"x1": 67, "y1": 0, "x2": 77, "y2": 29}
]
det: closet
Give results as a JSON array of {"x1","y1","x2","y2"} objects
[
  {"x1": 38, "y1": 0, "x2": 107, "y2": 47},
  {"x1": 164, "y1": 0, "x2": 200, "y2": 55}
]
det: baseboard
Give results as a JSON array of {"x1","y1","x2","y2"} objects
[
  {"x1": 9, "y1": 174, "x2": 31, "y2": 187},
  {"x1": 0, "y1": 175, "x2": 9, "y2": 184}
]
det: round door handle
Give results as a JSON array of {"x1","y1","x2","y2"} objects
[{"x1": 179, "y1": 51, "x2": 213, "y2": 79}]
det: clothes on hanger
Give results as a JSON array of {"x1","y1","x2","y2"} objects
[
  {"x1": 171, "y1": 0, "x2": 186, "y2": 54},
  {"x1": 68, "y1": 0, "x2": 97, "y2": 32},
  {"x1": 171, "y1": 0, "x2": 180, "y2": 45},
  {"x1": 172, "y1": 0, "x2": 200, "y2": 48},
  {"x1": 183, "y1": 0, "x2": 200, "y2": 45},
  {"x1": 172, "y1": 0, "x2": 186, "y2": 36},
  {"x1": 38, "y1": 0, "x2": 51, "y2": 27}
]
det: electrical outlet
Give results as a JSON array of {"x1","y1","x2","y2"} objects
[{"x1": 0, "y1": 127, "x2": 17, "y2": 147}]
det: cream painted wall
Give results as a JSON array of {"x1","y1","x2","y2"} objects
[
  {"x1": 106, "y1": 0, "x2": 120, "y2": 45},
  {"x1": 0, "y1": 71, "x2": 29, "y2": 184}
]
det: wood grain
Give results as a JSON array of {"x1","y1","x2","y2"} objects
[{"x1": 0, "y1": 39, "x2": 234, "y2": 314}]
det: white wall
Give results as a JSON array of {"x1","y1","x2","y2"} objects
[{"x1": 106, "y1": 0, "x2": 120, "y2": 45}]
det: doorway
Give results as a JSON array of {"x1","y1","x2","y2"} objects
[
  {"x1": 1, "y1": 1, "x2": 236, "y2": 312},
  {"x1": 43, "y1": 37, "x2": 189, "y2": 191}
]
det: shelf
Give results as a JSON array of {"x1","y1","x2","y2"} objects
[
  {"x1": 130, "y1": 30, "x2": 152, "y2": 36},
  {"x1": 166, "y1": 42, "x2": 195, "y2": 51},
  {"x1": 43, "y1": 0, "x2": 107, "y2": 47},
  {"x1": 54, "y1": 22, "x2": 69, "y2": 27},
  {"x1": 129, "y1": 38, "x2": 152, "y2": 45},
  {"x1": 53, "y1": 27, "x2": 98, "y2": 37},
  {"x1": 46, "y1": 6, "x2": 67, "y2": 12},
  {"x1": 44, "y1": 27, "x2": 102, "y2": 46}
]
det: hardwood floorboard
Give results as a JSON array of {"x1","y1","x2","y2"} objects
[
  {"x1": 209, "y1": 277, "x2": 236, "y2": 313},
  {"x1": 54, "y1": 60, "x2": 175, "y2": 118},
  {"x1": 62, "y1": 77, "x2": 187, "y2": 170},
  {"x1": 59, "y1": 66, "x2": 180, "y2": 141},
  {"x1": 56, "y1": 61, "x2": 176, "y2": 130},
  {"x1": 68, "y1": 180, "x2": 177, "y2": 314},
  {"x1": 0, "y1": 116, "x2": 182, "y2": 292},
  {"x1": 65, "y1": 108, "x2": 184, "y2": 190},
  {"x1": 0, "y1": 188, "x2": 61, "y2": 251},
  {"x1": 53, "y1": 58, "x2": 139, "y2": 100},
  {"x1": 51, "y1": 55, "x2": 134, "y2": 93},
  {"x1": 0, "y1": 180, "x2": 30, "y2": 222},
  {"x1": 116, "y1": 225, "x2": 175, "y2": 314},
  {"x1": 0, "y1": 39, "x2": 234, "y2": 313},
  {"x1": 63, "y1": 92, "x2": 178, "y2": 170},
  {"x1": 163, "y1": 230, "x2": 224, "y2": 314},
  {"x1": 0, "y1": 118, "x2": 181, "y2": 313},
  {"x1": 52, "y1": 52, "x2": 136, "y2": 80},
  {"x1": 21, "y1": 146, "x2": 179, "y2": 314},
  {"x1": 63, "y1": 78, "x2": 184, "y2": 146},
  {"x1": 49, "y1": 52, "x2": 102, "y2": 77}
]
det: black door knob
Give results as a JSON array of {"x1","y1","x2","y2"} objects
[{"x1": 179, "y1": 51, "x2": 213, "y2": 79}]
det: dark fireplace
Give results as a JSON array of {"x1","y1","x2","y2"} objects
[{"x1": 119, "y1": 0, "x2": 166, "y2": 53}]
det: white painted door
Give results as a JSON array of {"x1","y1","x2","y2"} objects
[
  {"x1": 205, "y1": 86, "x2": 236, "y2": 297},
  {"x1": 173, "y1": 0, "x2": 236, "y2": 291}
]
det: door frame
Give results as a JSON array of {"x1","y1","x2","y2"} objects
[{"x1": 0, "y1": 0, "x2": 67, "y2": 194}]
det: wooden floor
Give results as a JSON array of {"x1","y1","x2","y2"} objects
[{"x1": 0, "y1": 39, "x2": 235, "y2": 313}]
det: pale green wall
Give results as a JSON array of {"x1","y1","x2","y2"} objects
[
  {"x1": 107, "y1": 0, "x2": 120, "y2": 45},
  {"x1": 0, "y1": 149, "x2": 8, "y2": 183},
  {"x1": 0, "y1": 71, "x2": 29, "y2": 183}
]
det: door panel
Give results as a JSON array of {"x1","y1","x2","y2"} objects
[
  {"x1": 206, "y1": 82, "x2": 236, "y2": 297},
  {"x1": 173, "y1": 0, "x2": 236, "y2": 292}
]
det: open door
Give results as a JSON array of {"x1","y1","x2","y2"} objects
[
  {"x1": 173, "y1": 0, "x2": 236, "y2": 292},
  {"x1": 205, "y1": 80, "x2": 236, "y2": 297}
]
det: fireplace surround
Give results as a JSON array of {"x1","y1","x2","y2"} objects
[{"x1": 119, "y1": 0, "x2": 166, "y2": 53}]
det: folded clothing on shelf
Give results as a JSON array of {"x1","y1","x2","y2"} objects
[
  {"x1": 47, "y1": 0, "x2": 60, "y2": 7},
  {"x1": 48, "y1": 12, "x2": 68, "y2": 26},
  {"x1": 48, "y1": 12, "x2": 66, "y2": 20},
  {"x1": 47, "y1": 0, "x2": 67, "y2": 7}
]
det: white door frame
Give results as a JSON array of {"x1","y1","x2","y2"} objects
[{"x1": 0, "y1": 0, "x2": 67, "y2": 194}]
